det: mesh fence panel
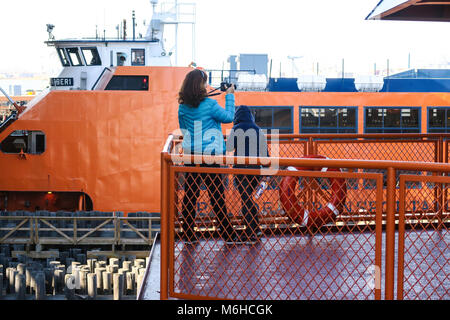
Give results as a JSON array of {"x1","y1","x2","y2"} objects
[
  {"x1": 162, "y1": 134, "x2": 450, "y2": 300},
  {"x1": 170, "y1": 166, "x2": 383, "y2": 300},
  {"x1": 398, "y1": 175, "x2": 450, "y2": 300},
  {"x1": 315, "y1": 140, "x2": 438, "y2": 162}
]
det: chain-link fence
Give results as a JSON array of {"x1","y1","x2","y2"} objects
[{"x1": 161, "y1": 134, "x2": 450, "y2": 300}]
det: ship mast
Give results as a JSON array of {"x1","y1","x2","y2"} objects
[{"x1": 147, "y1": 0, "x2": 196, "y2": 66}]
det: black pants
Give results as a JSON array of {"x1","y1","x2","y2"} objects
[
  {"x1": 235, "y1": 174, "x2": 261, "y2": 237},
  {"x1": 181, "y1": 164, "x2": 234, "y2": 239}
]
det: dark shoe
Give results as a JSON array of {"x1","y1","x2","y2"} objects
[
  {"x1": 224, "y1": 234, "x2": 245, "y2": 245},
  {"x1": 245, "y1": 235, "x2": 260, "y2": 245},
  {"x1": 244, "y1": 229, "x2": 262, "y2": 245}
]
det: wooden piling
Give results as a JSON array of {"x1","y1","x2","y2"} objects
[
  {"x1": 102, "y1": 271, "x2": 112, "y2": 294},
  {"x1": 64, "y1": 274, "x2": 75, "y2": 300},
  {"x1": 87, "y1": 273, "x2": 97, "y2": 300},
  {"x1": 0, "y1": 274, "x2": 3, "y2": 299},
  {"x1": 113, "y1": 273, "x2": 123, "y2": 300},
  {"x1": 95, "y1": 267, "x2": 106, "y2": 293},
  {"x1": 35, "y1": 272, "x2": 46, "y2": 300},
  {"x1": 15, "y1": 273, "x2": 26, "y2": 300}
]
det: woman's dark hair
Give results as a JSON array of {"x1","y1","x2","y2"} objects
[{"x1": 178, "y1": 69, "x2": 208, "y2": 108}]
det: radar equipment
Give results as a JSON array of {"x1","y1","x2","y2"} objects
[{"x1": 46, "y1": 24, "x2": 55, "y2": 40}]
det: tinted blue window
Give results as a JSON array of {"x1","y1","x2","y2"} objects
[
  {"x1": 299, "y1": 107, "x2": 357, "y2": 133},
  {"x1": 249, "y1": 106, "x2": 293, "y2": 134},
  {"x1": 427, "y1": 107, "x2": 450, "y2": 133},
  {"x1": 364, "y1": 107, "x2": 420, "y2": 133}
]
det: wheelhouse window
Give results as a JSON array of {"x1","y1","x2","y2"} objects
[
  {"x1": 300, "y1": 107, "x2": 357, "y2": 133},
  {"x1": 131, "y1": 49, "x2": 145, "y2": 66},
  {"x1": 248, "y1": 106, "x2": 293, "y2": 134},
  {"x1": 66, "y1": 48, "x2": 83, "y2": 66},
  {"x1": 81, "y1": 47, "x2": 102, "y2": 66},
  {"x1": 428, "y1": 107, "x2": 450, "y2": 133},
  {"x1": 365, "y1": 107, "x2": 420, "y2": 133},
  {"x1": 105, "y1": 75, "x2": 149, "y2": 91},
  {"x1": 0, "y1": 130, "x2": 46, "y2": 154},
  {"x1": 57, "y1": 48, "x2": 70, "y2": 66}
]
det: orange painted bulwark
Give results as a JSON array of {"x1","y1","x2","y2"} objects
[
  {"x1": 0, "y1": 67, "x2": 192, "y2": 213},
  {"x1": 1, "y1": 66, "x2": 450, "y2": 213}
]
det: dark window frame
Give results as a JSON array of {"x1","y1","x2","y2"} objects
[
  {"x1": 80, "y1": 47, "x2": 102, "y2": 66},
  {"x1": 57, "y1": 48, "x2": 70, "y2": 67},
  {"x1": 299, "y1": 106, "x2": 358, "y2": 134},
  {"x1": 131, "y1": 48, "x2": 145, "y2": 66},
  {"x1": 427, "y1": 106, "x2": 450, "y2": 133},
  {"x1": 65, "y1": 48, "x2": 84, "y2": 67},
  {"x1": 105, "y1": 75, "x2": 149, "y2": 91},
  {"x1": 0, "y1": 130, "x2": 46, "y2": 155},
  {"x1": 364, "y1": 106, "x2": 421, "y2": 134},
  {"x1": 248, "y1": 106, "x2": 294, "y2": 134}
]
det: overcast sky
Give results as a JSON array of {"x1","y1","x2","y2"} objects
[{"x1": 1, "y1": 0, "x2": 449, "y2": 77}]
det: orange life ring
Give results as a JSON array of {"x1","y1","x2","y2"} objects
[{"x1": 279, "y1": 155, "x2": 347, "y2": 228}]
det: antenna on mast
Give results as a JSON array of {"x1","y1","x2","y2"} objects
[
  {"x1": 46, "y1": 24, "x2": 55, "y2": 40},
  {"x1": 150, "y1": 0, "x2": 158, "y2": 12},
  {"x1": 287, "y1": 56, "x2": 303, "y2": 77}
]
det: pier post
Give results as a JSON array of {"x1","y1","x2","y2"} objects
[
  {"x1": 79, "y1": 268, "x2": 89, "y2": 294},
  {"x1": 35, "y1": 272, "x2": 46, "y2": 300},
  {"x1": 95, "y1": 267, "x2": 105, "y2": 294},
  {"x1": 15, "y1": 273, "x2": 26, "y2": 300},
  {"x1": 126, "y1": 272, "x2": 135, "y2": 295},
  {"x1": 113, "y1": 273, "x2": 123, "y2": 300},
  {"x1": 17, "y1": 263, "x2": 26, "y2": 275},
  {"x1": 122, "y1": 261, "x2": 132, "y2": 272},
  {"x1": 137, "y1": 273, "x2": 145, "y2": 296},
  {"x1": 25, "y1": 268, "x2": 32, "y2": 293},
  {"x1": 102, "y1": 271, "x2": 112, "y2": 294},
  {"x1": 30, "y1": 271, "x2": 37, "y2": 294},
  {"x1": 54, "y1": 269, "x2": 65, "y2": 295},
  {"x1": 118, "y1": 269, "x2": 128, "y2": 295},
  {"x1": 87, "y1": 273, "x2": 97, "y2": 299},
  {"x1": 9, "y1": 269, "x2": 17, "y2": 294},
  {"x1": 64, "y1": 274, "x2": 75, "y2": 300},
  {"x1": 87, "y1": 259, "x2": 97, "y2": 273}
]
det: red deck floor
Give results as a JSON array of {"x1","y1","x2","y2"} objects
[{"x1": 171, "y1": 229, "x2": 448, "y2": 300}]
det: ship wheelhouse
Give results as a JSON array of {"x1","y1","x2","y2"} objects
[{"x1": 46, "y1": 39, "x2": 171, "y2": 91}]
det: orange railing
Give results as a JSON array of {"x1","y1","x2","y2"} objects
[{"x1": 160, "y1": 134, "x2": 450, "y2": 300}]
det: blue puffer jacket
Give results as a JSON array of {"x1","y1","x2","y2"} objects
[
  {"x1": 227, "y1": 105, "x2": 269, "y2": 168},
  {"x1": 178, "y1": 94, "x2": 235, "y2": 155}
]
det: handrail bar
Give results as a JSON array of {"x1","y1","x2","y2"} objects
[
  {"x1": 168, "y1": 133, "x2": 450, "y2": 141},
  {"x1": 163, "y1": 153, "x2": 450, "y2": 172},
  {"x1": 162, "y1": 134, "x2": 174, "y2": 153},
  {"x1": 0, "y1": 86, "x2": 26, "y2": 115}
]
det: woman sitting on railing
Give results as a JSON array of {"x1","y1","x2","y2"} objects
[{"x1": 177, "y1": 68, "x2": 236, "y2": 243}]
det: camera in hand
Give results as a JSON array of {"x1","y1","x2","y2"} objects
[{"x1": 220, "y1": 82, "x2": 237, "y2": 92}]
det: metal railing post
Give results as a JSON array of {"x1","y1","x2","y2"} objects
[
  {"x1": 385, "y1": 167, "x2": 396, "y2": 300},
  {"x1": 308, "y1": 136, "x2": 314, "y2": 155},
  {"x1": 160, "y1": 152, "x2": 169, "y2": 300},
  {"x1": 397, "y1": 176, "x2": 406, "y2": 300}
]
